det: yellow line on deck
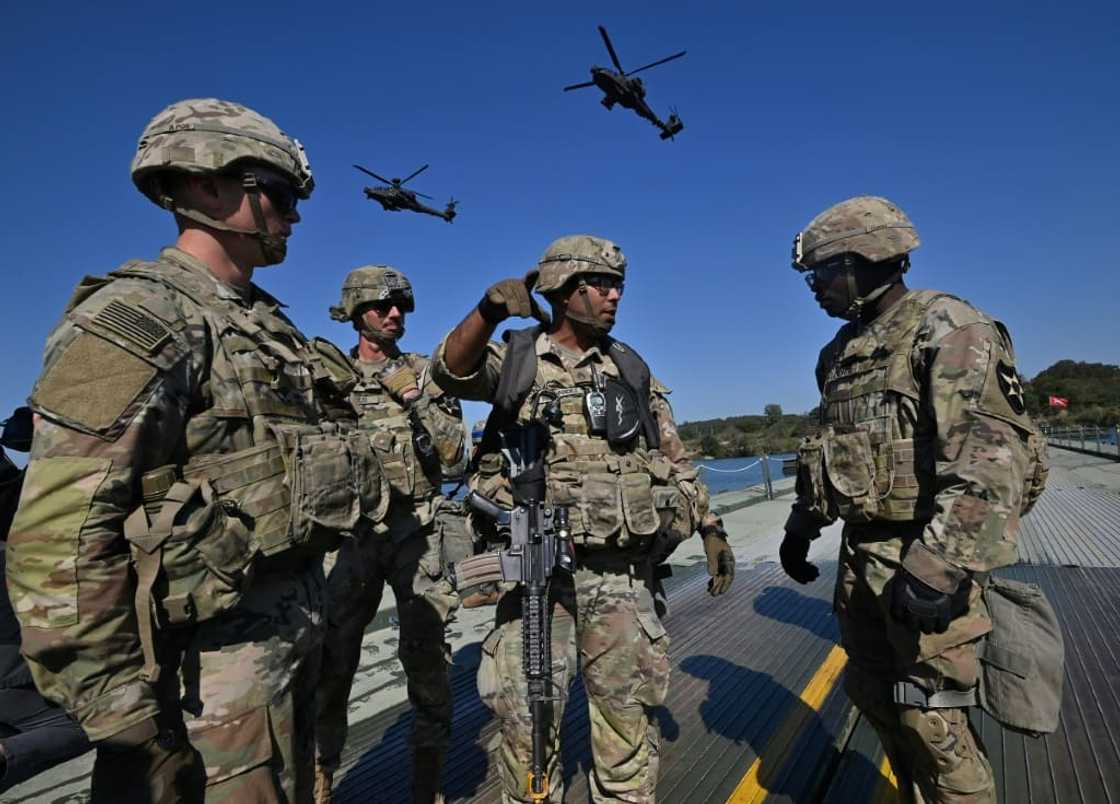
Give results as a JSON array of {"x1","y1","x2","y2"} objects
[
  {"x1": 726, "y1": 644, "x2": 848, "y2": 804},
  {"x1": 872, "y1": 754, "x2": 899, "y2": 803}
]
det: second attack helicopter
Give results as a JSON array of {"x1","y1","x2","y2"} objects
[
  {"x1": 354, "y1": 164, "x2": 458, "y2": 223},
  {"x1": 563, "y1": 26, "x2": 686, "y2": 140}
]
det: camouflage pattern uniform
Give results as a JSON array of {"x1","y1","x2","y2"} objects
[
  {"x1": 315, "y1": 267, "x2": 466, "y2": 802},
  {"x1": 6, "y1": 100, "x2": 385, "y2": 803},
  {"x1": 432, "y1": 236, "x2": 721, "y2": 803},
  {"x1": 787, "y1": 197, "x2": 1048, "y2": 804}
]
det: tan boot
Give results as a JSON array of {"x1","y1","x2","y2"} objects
[
  {"x1": 412, "y1": 747, "x2": 444, "y2": 804},
  {"x1": 313, "y1": 763, "x2": 334, "y2": 804}
]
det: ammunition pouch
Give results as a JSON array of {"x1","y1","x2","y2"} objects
[
  {"x1": 124, "y1": 472, "x2": 257, "y2": 682},
  {"x1": 267, "y1": 421, "x2": 388, "y2": 547},
  {"x1": 797, "y1": 427, "x2": 931, "y2": 525},
  {"x1": 366, "y1": 415, "x2": 436, "y2": 502},
  {"x1": 546, "y1": 452, "x2": 660, "y2": 549},
  {"x1": 795, "y1": 432, "x2": 836, "y2": 523},
  {"x1": 977, "y1": 575, "x2": 1064, "y2": 735},
  {"x1": 124, "y1": 424, "x2": 387, "y2": 682}
]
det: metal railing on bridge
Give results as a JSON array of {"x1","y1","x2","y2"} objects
[{"x1": 1043, "y1": 424, "x2": 1120, "y2": 459}]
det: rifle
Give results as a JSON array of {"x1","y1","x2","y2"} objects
[{"x1": 451, "y1": 423, "x2": 573, "y2": 802}]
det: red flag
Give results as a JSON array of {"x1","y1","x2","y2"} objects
[{"x1": 1048, "y1": 396, "x2": 1069, "y2": 408}]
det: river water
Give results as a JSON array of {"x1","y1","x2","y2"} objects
[{"x1": 693, "y1": 454, "x2": 795, "y2": 496}]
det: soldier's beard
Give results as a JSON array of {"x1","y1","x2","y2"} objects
[
  {"x1": 566, "y1": 287, "x2": 615, "y2": 333},
  {"x1": 255, "y1": 233, "x2": 287, "y2": 267},
  {"x1": 567, "y1": 312, "x2": 613, "y2": 336}
]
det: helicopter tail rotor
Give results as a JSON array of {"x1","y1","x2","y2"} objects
[
  {"x1": 660, "y1": 107, "x2": 684, "y2": 140},
  {"x1": 443, "y1": 198, "x2": 458, "y2": 223}
]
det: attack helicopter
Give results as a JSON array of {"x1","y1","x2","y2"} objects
[
  {"x1": 354, "y1": 164, "x2": 458, "y2": 223},
  {"x1": 563, "y1": 26, "x2": 686, "y2": 140}
]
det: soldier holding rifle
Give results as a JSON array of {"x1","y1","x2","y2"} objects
[{"x1": 432, "y1": 234, "x2": 735, "y2": 802}]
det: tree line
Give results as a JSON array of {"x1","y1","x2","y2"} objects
[{"x1": 678, "y1": 360, "x2": 1120, "y2": 458}]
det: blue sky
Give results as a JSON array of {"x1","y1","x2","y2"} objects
[{"x1": 2, "y1": 0, "x2": 1117, "y2": 429}]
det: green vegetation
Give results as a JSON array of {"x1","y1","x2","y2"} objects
[
  {"x1": 679, "y1": 361, "x2": 1120, "y2": 457},
  {"x1": 1025, "y1": 360, "x2": 1120, "y2": 426},
  {"x1": 679, "y1": 407, "x2": 816, "y2": 458}
]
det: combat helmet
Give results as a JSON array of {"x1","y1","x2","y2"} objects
[
  {"x1": 331, "y1": 265, "x2": 414, "y2": 344},
  {"x1": 330, "y1": 266, "x2": 415, "y2": 322},
  {"x1": 131, "y1": 98, "x2": 313, "y2": 265},
  {"x1": 132, "y1": 98, "x2": 313, "y2": 206},
  {"x1": 533, "y1": 235, "x2": 626, "y2": 294},
  {"x1": 792, "y1": 196, "x2": 920, "y2": 269}
]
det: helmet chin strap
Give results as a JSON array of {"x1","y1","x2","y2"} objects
[
  {"x1": 840, "y1": 259, "x2": 907, "y2": 321},
  {"x1": 159, "y1": 173, "x2": 286, "y2": 266},
  {"x1": 565, "y1": 279, "x2": 614, "y2": 333}
]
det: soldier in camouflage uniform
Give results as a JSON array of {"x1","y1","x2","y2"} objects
[
  {"x1": 432, "y1": 235, "x2": 736, "y2": 803},
  {"x1": 6, "y1": 98, "x2": 386, "y2": 803},
  {"x1": 779, "y1": 197, "x2": 1049, "y2": 804},
  {"x1": 314, "y1": 267, "x2": 466, "y2": 804}
]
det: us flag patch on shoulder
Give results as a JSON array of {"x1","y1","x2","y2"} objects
[{"x1": 92, "y1": 299, "x2": 172, "y2": 354}]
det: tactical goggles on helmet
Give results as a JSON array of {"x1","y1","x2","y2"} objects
[{"x1": 580, "y1": 274, "x2": 625, "y2": 294}]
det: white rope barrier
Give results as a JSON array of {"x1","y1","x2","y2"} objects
[{"x1": 695, "y1": 459, "x2": 762, "y2": 473}]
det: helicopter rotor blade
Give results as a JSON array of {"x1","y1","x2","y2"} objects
[
  {"x1": 354, "y1": 164, "x2": 395, "y2": 185},
  {"x1": 625, "y1": 50, "x2": 687, "y2": 77},
  {"x1": 400, "y1": 164, "x2": 430, "y2": 185},
  {"x1": 563, "y1": 80, "x2": 596, "y2": 91},
  {"x1": 598, "y1": 26, "x2": 624, "y2": 73},
  {"x1": 413, "y1": 190, "x2": 434, "y2": 200}
]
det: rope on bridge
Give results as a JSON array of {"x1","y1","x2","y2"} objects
[{"x1": 696, "y1": 459, "x2": 762, "y2": 473}]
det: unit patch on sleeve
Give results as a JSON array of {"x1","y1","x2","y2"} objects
[{"x1": 996, "y1": 360, "x2": 1026, "y2": 415}]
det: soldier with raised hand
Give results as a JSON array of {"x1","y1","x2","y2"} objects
[
  {"x1": 314, "y1": 267, "x2": 465, "y2": 804},
  {"x1": 431, "y1": 235, "x2": 734, "y2": 802},
  {"x1": 780, "y1": 197, "x2": 1049, "y2": 803},
  {"x1": 6, "y1": 98, "x2": 385, "y2": 803}
]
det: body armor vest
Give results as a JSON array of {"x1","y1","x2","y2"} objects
[
  {"x1": 810, "y1": 291, "x2": 943, "y2": 523},
  {"x1": 349, "y1": 355, "x2": 443, "y2": 502},
  {"x1": 800, "y1": 290, "x2": 1046, "y2": 526},
  {"x1": 472, "y1": 329, "x2": 673, "y2": 550},
  {"x1": 94, "y1": 258, "x2": 385, "y2": 675}
]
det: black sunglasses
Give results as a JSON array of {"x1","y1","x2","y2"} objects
[
  {"x1": 250, "y1": 173, "x2": 299, "y2": 215},
  {"x1": 364, "y1": 295, "x2": 415, "y2": 315}
]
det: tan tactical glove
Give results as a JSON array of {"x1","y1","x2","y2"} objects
[
  {"x1": 477, "y1": 274, "x2": 546, "y2": 324},
  {"x1": 381, "y1": 362, "x2": 421, "y2": 405},
  {"x1": 702, "y1": 528, "x2": 735, "y2": 596}
]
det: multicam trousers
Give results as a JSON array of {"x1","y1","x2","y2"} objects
[
  {"x1": 315, "y1": 513, "x2": 458, "y2": 770},
  {"x1": 177, "y1": 563, "x2": 326, "y2": 804},
  {"x1": 478, "y1": 550, "x2": 670, "y2": 803},
  {"x1": 836, "y1": 529, "x2": 996, "y2": 804}
]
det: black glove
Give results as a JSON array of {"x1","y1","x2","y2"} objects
[
  {"x1": 702, "y1": 529, "x2": 735, "y2": 596},
  {"x1": 93, "y1": 719, "x2": 205, "y2": 804},
  {"x1": 0, "y1": 407, "x2": 33, "y2": 452},
  {"x1": 890, "y1": 570, "x2": 972, "y2": 634},
  {"x1": 477, "y1": 275, "x2": 541, "y2": 324},
  {"x1": 779, "y1": 530, "x2": 819, "y2": 584}
]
